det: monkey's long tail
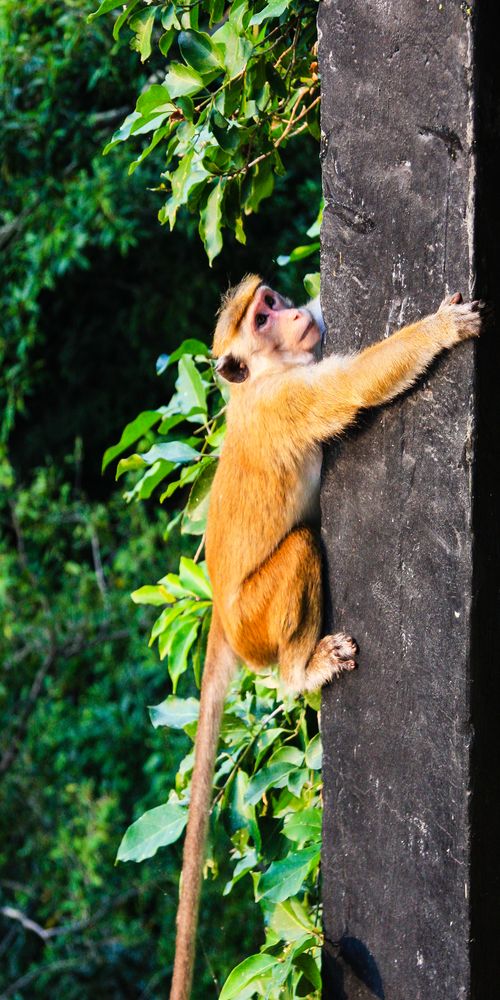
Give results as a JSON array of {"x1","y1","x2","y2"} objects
[{"x1": 169, "y1": 610, "x2": 236, "y2": 1000}]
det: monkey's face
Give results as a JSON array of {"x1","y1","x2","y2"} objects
[
  {"x1": 214, "y1": 279, "x2": 321, "y2": 385},
  {"x1": 245, "y1": 285, "x2": 321, "y2": 357}
]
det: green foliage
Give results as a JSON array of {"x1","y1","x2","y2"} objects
[
  {"x1": 90, "y1": 0, "x2": 321, "y2": 262},
  {"x1": 1, "y1": 0, "x2": 323, "y2": 993},
  {"x1": 0, "y1": 0, "x2": 153, "y2": 440},
  {"x1": 112, "y1": 341, "x2": 324, "y2": 997},
  {"x1": 0, "y1": 456, "x2": 260, "y2": 997}
]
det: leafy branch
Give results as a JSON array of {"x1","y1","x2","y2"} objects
[{"x1": 89, "y1": 0, "x2": 321, "y2": 261}]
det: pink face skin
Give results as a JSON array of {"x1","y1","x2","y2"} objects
[{"x1": 246, "y1": 285, "x2": 321, "y2": 357}]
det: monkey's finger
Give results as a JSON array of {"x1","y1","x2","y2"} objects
[
  {"x1": 438, "y1": 292, "x2": 463, "y2": 311},
  {"x1": 340, "y1": 659, "x2": 357, "y2": 672}
]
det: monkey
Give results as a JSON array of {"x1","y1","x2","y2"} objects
[{"x1": 169, "y1": 275, "x2": 484, "y2": 1000}]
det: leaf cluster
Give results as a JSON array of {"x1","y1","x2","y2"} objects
[{"x1": 90, "y1": 0, "x2": 321, "y2": 261}]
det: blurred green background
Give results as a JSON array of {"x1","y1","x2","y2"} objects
[{"x1": 0, "y1": 1, "x2": 321, "y2": 996}]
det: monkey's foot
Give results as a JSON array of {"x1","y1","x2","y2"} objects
[{"x1": 303, "y1": 633, "x2": 358, "y2": 691}]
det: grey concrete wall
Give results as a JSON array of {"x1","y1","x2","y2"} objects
[{"x1": 318, "y1": 3, "x2": 500, "y2": 997}]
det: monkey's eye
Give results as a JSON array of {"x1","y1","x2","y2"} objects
[
  {"x1": 265, "y1": 295, "x2": 275, "y2": 308},
  {"x1": 256, "y1": 313, "x2": 267, "y2": 329}
]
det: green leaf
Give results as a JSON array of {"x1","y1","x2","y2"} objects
[
  {"x1": 303, "y1": 688, "x2": 321, "y2": 712},
  {"x1": 179, "y1": 30, "x2": 224, "y2": 73},
  {"x1": 294, "y1": 952, "x2": 322, "y2": 992},
  {"x1": 112, "y1": 0, "x2": 141, "y2": 38},
  {"x1": 277, "y1": 243, "x2": 320, "y2": 267},
  {"x1": 246, "y1": 747, "x2": 304, "y2": 805},
  {"x1": 179, "y1": 557, "x2": 212, "y2": 599},
  {"x1": 223, "y1": 848, "x2": 258, "y2": 895},
  {"x1": 206, "y1": 425, "x2": 226, "y2": 450},
  {"x1": 129, "y1": 124, "x2": 172, "y2": 175},
  {"x1": 156, "y1": 339, "x2": 210, "y2": 374},
  {"x1": 254, "y1": 727, "x2": 286, "y2": 767},
  {"x1": 103, "y1": 108, "x2": 173, "y2": 154},
  {"x1": 102, "y1": 410, "x2": 162, "y2": 472},
  {"x1": 130, "y1": 9, "x2": 156, "y2": 62},
  {"x1": 123, "y1": 460, "x2": 174, "y2": 502},
  {"x1": 116, "y1": 803, "x2": 187, "y2": 862},
  {"x1": 140, "y1": 441, "x2": 199, "y2": 465},
  {"x1": 164, "y1": 62, "x2": 206, "y2": 98},
  {"x1": 176, "y1": 356, "x2": 208, "y2": 415},
  {"x1": 246, "y1": 160, "x2": 274, "y2": 214},
  {"x1": 303, "y1": 272, "x2": 321, "y2": 299},
  {"x1": 306, "y1": 203, "x2": 323, "y2": 239},
  {"x1": 287, "y1": 768, "x2": 309, "y2": 797},
  {"x1": 160, "y1": 146, "x2": 212, "y2": 229},
  {"x1": 161, "y1": 3, "x2": 182, "y2": 31},
  {"x1": 250, "y1": 0, "x2": 290, "y2": 24},
  {"x1": 131, "y1": 585, "x2": 174, "y2": 606},
  {"x1": 269, "y1": 898, "x2": 318, "y2": 942},
  {"x1": 149, "y1": 602, "x2": 189, "y2": 644},
  {"x1": 136, "y1": 84, "x2": 172, "y2": 116},
  {"x1": 257, "y1": 847, "x2": 320, "y2": 903},
  {"x1": 168, "y1": 618, "x2": 200, "y2": 691},
  {"x1": 305, "y1": 733, "x2": 322, "y2": 770},
  {"x1": 160, "y1": 462, "x2": 200, "y2": 502},
  {"x1": 116, "y1": 454, "x2": 147, "y2": 480},
  {"x1": 209, "y1": 0, "x2": 225, "y2": 24},
  {"x1": 219, "y1": 954, "x2": 277, "y2": 1000},
  {"x1": 88, "y1": 0, "x2": 124, "y2": 22},
  {"x1": 199, "y1": 182, "x2": 225, "y2": 265},
  {"x1": 183, "y1": 460, "x2": 217, "y2": 535},
  {"x1": 282, "y1": 808, "x2": 322, "y2": 845},
  {"x1": 157, "y1": 606, "x2": 194, "y2": 653},
  {"x1": 159, "y1": 28, "x2": 176, "y2": 56},
  {"x1": 149, "y1": 696, "x2": 200, "y2": 729},
  {"x1": 212, "y1": 19, "x2": 253, "y2": 79},
  {"x1": 229, "y1": 770, "x2": 261, "y2": 850}
]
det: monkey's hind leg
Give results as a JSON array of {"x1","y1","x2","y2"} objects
[{"x1": 236, "y1": 526, "x2": 357, "y2": 693}]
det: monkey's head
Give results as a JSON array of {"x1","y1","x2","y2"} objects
[{"x1": 213, "y1": 274, "x2": 321, "y2": 384}]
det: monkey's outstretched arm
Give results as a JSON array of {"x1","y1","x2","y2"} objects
[{"x1": 280, "y1": 296, "x2": 483, "y2": 445}]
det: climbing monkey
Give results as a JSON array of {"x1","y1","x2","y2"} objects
[{"x1": 169, "y1": 276, "x2": 484, "y2": 1000}]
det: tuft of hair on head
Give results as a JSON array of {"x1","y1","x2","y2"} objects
[{"x1": 212, "y1": 274, "x2": 263, "y2": 358}]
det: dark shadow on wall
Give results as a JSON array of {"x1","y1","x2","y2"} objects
[
  {"x1": 323, "y1": 934, "x2": 385, "y2": 999},
  {"x1": 470, "y1": 3, "x2": 500, "y2": 996}
]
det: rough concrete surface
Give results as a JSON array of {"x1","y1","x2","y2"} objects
[{"x1": 318, "y1": 2, "x2": 500, "y2": 997}]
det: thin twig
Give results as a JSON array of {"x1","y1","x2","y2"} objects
[
  {"x1": 9, "y1": 502, "x2": 51, "y2": 616},
  {"x1": 89, "y1": 524, "x2": 108, "y2": 601},
  {"x1": 193, "y1": 534, "x2": 206, "y2": 564},
  {"x1": 0, "y1": 959, "x2": 84, "y2": 1000},
  {"x1": 211, "y1": 703, "x2": 285, "y2": 808},
  {"x1": 0, "y1": 887, "x2": 140, "y2": 943}
]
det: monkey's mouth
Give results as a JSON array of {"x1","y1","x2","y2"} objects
[{"x1": 299, "y1": 321, "x2": 314, "y2": 343}]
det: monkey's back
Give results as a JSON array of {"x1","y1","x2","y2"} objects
[{"x1": 206, "y1": 387, "x2": 321, "y2": 620}]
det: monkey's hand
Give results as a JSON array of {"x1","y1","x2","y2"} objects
[{"x1": 437, "y1": 292, "x2": 485, "y2": 344}]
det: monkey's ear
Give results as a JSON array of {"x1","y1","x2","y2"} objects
[{"x1": 215, "y1": 354, "x2": 249, "y2": 384}]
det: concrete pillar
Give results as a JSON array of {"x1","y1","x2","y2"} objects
[{"x1": 318, "y1": 3, "x2": 500, "y2": 996}]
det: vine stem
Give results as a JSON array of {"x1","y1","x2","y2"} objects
[{"x1": 211, "y1": 702, "x2": 286, "y2": 809}]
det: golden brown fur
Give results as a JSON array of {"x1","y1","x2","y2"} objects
[{"x1": 169, "y1": 280, "x2": 483, "y2": 999}]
